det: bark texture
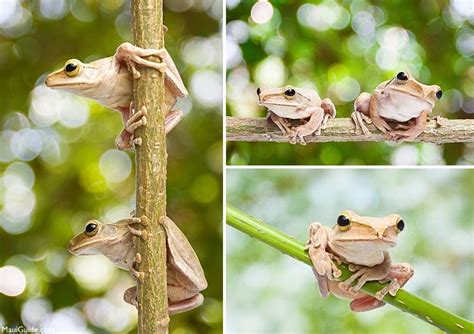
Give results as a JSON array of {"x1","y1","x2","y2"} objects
[
  {"x1": 226, "y1": 117, "x2": 474, "y2": 144},
  {"x1": 132, "y1": 0, "x2": 169, "y2": 333}
]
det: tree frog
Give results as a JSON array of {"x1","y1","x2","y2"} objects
[
  {"x1": 351, "y1": 71, "x2": 442, "y2": 141},
  {"x1": 257, "y1": 86, "x2": 336, "y2": 145},
  {"x1": 67, "y1": 215, "x2": 207, "y2": 315},
  {"x1": 45, "y1": 42, "x2": 188, "y2": 150},
  {"x1": 306, "y1": 210, "x2": 413, "y2": 312}
]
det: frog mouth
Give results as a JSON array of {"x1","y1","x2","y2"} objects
[
  {"x1": 258, "y1": 99, "x2": 300, "y2": 108},
  {"x1": 336, "y1": 237, "x2": 397, "y2": 246}
]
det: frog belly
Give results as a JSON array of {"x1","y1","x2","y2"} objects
[{"x1": 378, "y1": 96, "x2": 430, "y2": 122}]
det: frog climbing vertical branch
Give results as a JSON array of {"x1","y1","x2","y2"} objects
[{"x1": 131, "y1": 0, "x2": 169, "y2": 333}]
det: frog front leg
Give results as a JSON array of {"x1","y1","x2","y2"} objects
[
  {"x1": 319, "y1": 98, "x2": 337, "y2": 133},
  {"x1": 351, "y1": 92, "x2": 373, "y2": 136},
  {"x1": 125, "y1": 215, "x2": 149, "y2": 281},
  {"x1": 389, "y1": 111, "x2": 429, "y2": 142},
  {"x1": 115, "y1": 42, "x2": 168, "y2": 79},
  {"x1": 288, "y1": 107, "x2": 325, "y2": 145},
  {"x1": 267, "y1": 111, "x2": 292, "y2": 135},
  {"x1": 306, "y1": 223, "x2": 342, "y2": 298}
]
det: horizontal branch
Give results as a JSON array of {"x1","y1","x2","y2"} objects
[
  {"x1": 226, "y1": 117, "x2": 474, "y2": 144},
  {"x1": 226, "y1": 204, "x2": 474, "y2": 334}
]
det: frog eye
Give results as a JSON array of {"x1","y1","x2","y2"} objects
[
  {"x1": 85, "y1": 222, "x2": 98, "y2": 236},
  {"x1": 337, "y1": 215, "x2": 351, "y2": 231},
  {"x1": 64, "y1": 59, "x2": 81, "y2": 77},
  {"x1": 396, "y1": 72, "x2": 408, "y2": 81},
  {"x1": 396, "y1": 220, "x2": 405, "y2": 232},
  {"x1": 436, "y1": 90, "x2": 443, "y2": 99},
  {"x1": 284, "y1": 88, "x2": 296, "y2": 97}
]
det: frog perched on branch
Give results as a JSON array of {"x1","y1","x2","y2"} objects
[
  {"x1": 68, "y1": 214, "x2": 207, "y2": 315},
  {"x1": 306, "y1": 210, "x2": 413, "y2": 312},
  {"x1": 257, "y1": 86, "x2": 336, "y2": 145},
  {"x1": 45, "y1": 42, "x2": 188, "y2": 150}
]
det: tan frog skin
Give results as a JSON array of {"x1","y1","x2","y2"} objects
[
  {"x1": 256, "y1": 86, "x2": 336, "y2": 145},
  {"x1": 351, "y1": 71, "x2": 442, "y2": 142},
  {"x1": 306, "y1": 210, "x2": 413, "y2": 312},
  {"x1": 45, "y1": 42, "x2": 188, "y2": 150},
  {"x1": 67, "y1": 215, "x2": 207, "y2": 315}
]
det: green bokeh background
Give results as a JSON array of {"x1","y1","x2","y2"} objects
[
  {"x1": 226, "y1": 0, "x2": 473, "y2": 165},
  {"x1": 0, "y1": 0, "x2": 222, "y2": 333},
  {"x1": 226, "y1": 169, "x2": 473, "y2": 333}
]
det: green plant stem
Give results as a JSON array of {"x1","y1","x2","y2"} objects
[{"x1": 226, "y1": 204, "x2": 473, "y2": 334}]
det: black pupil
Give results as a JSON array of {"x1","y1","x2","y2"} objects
[
  {"x1": 66, "y1": 63, "x2": 77, "y2": 72},
  {"x1": 436, "y1": 90, "x2": 443, "y2": 99},
  {"x1": 397, "y1": 72, "x2": 408, "y2": 80},
  {"x1": 337, "y1": 215, "x2": 350, "y2": 227},
  {"x1": 85, "y1": 223, "x2": 97, "y2": 233},
  {"x1": 285, "y1": 89, "x2": 295, "y2": 96},
  {"x1": 397, "y1": 220, "x2": 405, "y2": 231}
]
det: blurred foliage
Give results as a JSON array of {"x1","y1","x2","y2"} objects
[
  {"x1": 226, "y1": 169, "x2": 474, "y2": 333},
  {"x1": 0, "y1": 0, "x2": 222, "y2": 333},
  {"x1": 226, "y1": 0, "x2": 474, "y2": 165}
]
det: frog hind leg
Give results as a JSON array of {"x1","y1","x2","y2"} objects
[
  {"x1": 169, "y1": 294, "x2": 204, "y2": 315},
  {"x1": 374, "y1": 263, "x2": 414, "y2": 300},
  {"x1": 123, "y1": 286, "x2": 204, "y2": 315},
  {"x1": 312, "y1": 268, "x2": 330, "y2": 298},
  {"x1": 165, "y1": 109, "x2": 184, "y2": 134},
  {"x1": 350, "y1": 294, "x2": 386, "y2": 312},
  {"x1": 123, "y1": 286, "x2": 139, "y2": 308},
  {"x1": 289, "y1": 107, "x2": 325, "y2": 145},
  {"x1": 389, "y1": 111, "x2": 429, "y2": 142}
]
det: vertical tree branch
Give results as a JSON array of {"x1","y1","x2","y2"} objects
[{"x1": 132, "y1": 0, "x2": 169, "y2": 333}]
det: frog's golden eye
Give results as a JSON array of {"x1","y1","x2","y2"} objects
[
  {"x1": 337, "y1": 215, "x2": 351, "y2": 231},
  {"x1": 396, "y1": 71, "x2": 408, "y2": 82},
  {"x1": 85, "y1": 222, "x2": 98, "y2": 237},
  {"x1": 396, "y1": 219, "x2": 405, "y2": 233},
  {"x1": 64, "y1": 59, "x2": 81, "y2": 77}
]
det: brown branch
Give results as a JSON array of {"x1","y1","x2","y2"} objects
[
  {"x1": 226, "y1": 117, "x2": 474, "y2": 144},
  {"x1": 132, "y1": 0, "x2": 169, "y2": 333}
]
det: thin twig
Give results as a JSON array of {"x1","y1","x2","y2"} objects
[
  {"x1": 132, "y1": 0, "x2": 169, "y2": 333},
  {"x1": 226, "y1": 204, "x2": 474, "y2": 334},
  {"x1": 226, "y1": 117, "x2": 474, "y2": 144}
]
